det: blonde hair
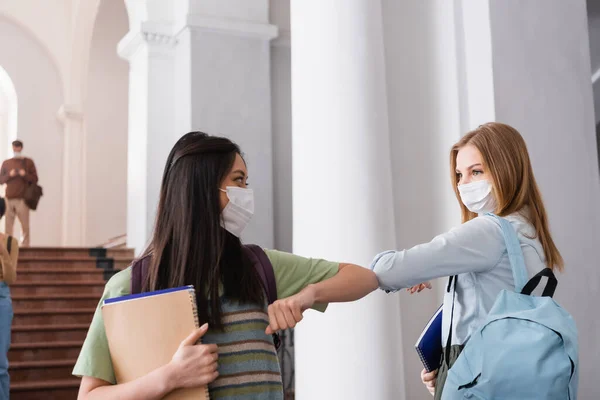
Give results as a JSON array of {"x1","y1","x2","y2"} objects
[{"x1": 450, "y1": 122, "x2": 564, "y2": 271}]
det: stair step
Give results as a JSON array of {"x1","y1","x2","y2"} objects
[
  {"x1": 12, "y1": 324, "x2": 89, "y2": 343},
  {"x1": 10, "y1": 281, "x2": 106, "y2": 296},
  {"x1": 6, "y1": 247, "x2": 133, "y2": 400},
  {"x1": 9, "y1": 341, "x2": 83, "y2": 362},
  {"x1": 9, "y1": 359, "x2": 76, "y2": 381},
  {"x1": 10, "y1": 378, "x2": 80, "y2": 400},
  {"x1": 10, "y1": 388, "x2": 79, "y2": 400},
  {"x1": 16, "y1": 268, "x2": 108, "y2": 282},
  {"x1": 18, "y1": 257, "x2": 131, "y2": 270},
  {"x1": 20, "y1": 246, "x2": 134, "y2": 259},
  {"x1": 12, "y1": 309, "x2": 95, "y2": 326},
  {"x1": 12, "y1": 294, "x2": 101, "y2": 309}
]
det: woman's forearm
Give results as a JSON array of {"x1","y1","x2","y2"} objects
[
  {"x1": 80, "y1": 364, "x2": 176, "y2": 400},
  {"x1": 309, "y1": 263, "x2": 378, "y2": 304}
]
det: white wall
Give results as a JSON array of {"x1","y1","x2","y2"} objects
[
  {"x1": 0, "y1": 0, "x2": 70, "y2": 98},
  {"x1": 188, "y1": 31, "x2": 275, "y2": 249},
  {"x1": 85, "y1": 0, "x2": 129, "y2": 246},
  {"x1": 0, "y1": 0, "x2": 132, "y2": 247},
  {"x1": 270, "y1": 46, "x2": 292, "y2": 252},
  {"x1": 588, "y1": 0, "x2": 600, "y2": 74},
  {"x1": 587, "y1": 0, "x2": 600, "y2": 128},
  {"x1": 0, "y1": 65, "x2": 18, "y2": 160},
  {"x1": 270, "y1": 0, "x2": 292, "y2": 252},
  {"x1": 381, "y1": 2, "x2": 462, "y2": 399},
  {"x1": 489, "y1": 1, "x2": 600, "y2": 397},
  {"x1": 0, "y1": 18, "x2": 64, "y2": 246}
]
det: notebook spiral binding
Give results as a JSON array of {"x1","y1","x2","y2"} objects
[
  {"x1": 188, "y1": 287, "x2": 211, "y2": 400},
  {"x1": 416, "y1": 348, "x2": 433, "y2": 373},
  {"x1": 188, "y1": 287, "x2": 201, "y2": 330}
]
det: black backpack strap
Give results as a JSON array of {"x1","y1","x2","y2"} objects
[
  {"x1": 6, "y1": 236, "x2": 12, "y2": 255},
  {"x1": 243, "y1": 244, "x2": 277, "y2": 305},
  {"x1": 130, "y1": 255, "x2": 151, "y2": 295},
  {"x1": 445, "y1": 275, "x2": 458, "y2": 368},
  {"x1": 521, "y1": 268, "x2": 557, "y2": 297},
  {"x1": 243, "y1": 244, "x2": 281, "y2": 349}
]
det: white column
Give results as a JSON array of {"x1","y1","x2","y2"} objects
[
  {"x1": 120, "y1": 1, "x2": 278, "y2": 253},
  {"x1": 118, "y1": 22, "x2": 177, "y2": 255},
  {"x1": 57, "y1": 104, "x2": 86, "y2": 246},
  {"x1": 172, "y1": 1, "x2": 278, "y2": 248},
  {"x1": 291, "y1": 1, "x2": 405, "y2": 399},
  {"x1": 380, "y1": 2, "x2": 464, "y2": 398},
  {"x1": 270, "y1": 0, "x2": 293, "y2": 253}
]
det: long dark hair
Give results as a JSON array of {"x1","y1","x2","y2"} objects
[{"x1": 141, "y1": 132, "x2": 265, "y2": 329}]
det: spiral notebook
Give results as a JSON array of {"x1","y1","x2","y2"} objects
[
  {"x1": 102, "y1": 286, "x2": 209, "y2": 400},
  {"x1": 415, "y1": 304, "x2": 443, "y2": 373}
]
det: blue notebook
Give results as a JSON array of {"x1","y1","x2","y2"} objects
[
  {"x1": 415, "y1": 305, "x2": 443, "y2": 372},
  {"x1": 103, "y1": 285, "x2": 195, "y2": 305}
]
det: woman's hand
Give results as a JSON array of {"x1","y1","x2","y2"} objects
[
  {"x1": 168, "y1": 324, "x2": 219, "y2": 389},
  {"x1": 265, "y1": 285, "x2": 316, "y2": 335},
  {"x1": 421, "y1": 368, "x2": 437, "y2": 396},
  {"x1": 408, "y1": 281, "x2": 432, "y2": 294}
]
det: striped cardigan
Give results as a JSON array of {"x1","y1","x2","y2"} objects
[{"x1": 203, "y1": 297, "x2": 283, "y2": 399}]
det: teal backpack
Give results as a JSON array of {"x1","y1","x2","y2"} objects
[{"x1": 442, "y1": 214, "x2": 578, "y2": 400}]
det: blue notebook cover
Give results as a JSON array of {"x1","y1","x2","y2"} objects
[
  {"x1": 415, "y1": 304, "x2": 443, "y2": 372},
  {"x1": 103, "y1": 285, "x2": 194, "y2": 305}
]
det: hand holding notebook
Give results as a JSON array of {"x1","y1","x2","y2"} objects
[
  {"x1": 415, "y1": 305, "x2": 443, "y2": 373},
  {"x1": 168, "y1": 324, "x2": 219, "y2": 389},
  {"x1": 102, "y1": 286, "x2": 214, "y2": 399}
]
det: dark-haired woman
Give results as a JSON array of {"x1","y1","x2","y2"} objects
[{"x1": 74, "y1": 132, "x2": 378, "y2": 400}]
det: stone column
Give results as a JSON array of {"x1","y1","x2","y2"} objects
[
  {"x1": 291, "y1": 0, "x2": 405, "y2": 398},
  {"x1": 119, "y1": 0, "x2": 278, "y2": 253},
  {"x1": 118, "y1": 11, "x2": 177, "y2": 254},
  {"x1": 57, "y1": 104, "x2": 86, "y2": 246}
]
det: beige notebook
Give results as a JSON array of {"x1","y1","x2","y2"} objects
[{"x1": 102, "y1": 286, "x2": 209, "y2": 400}]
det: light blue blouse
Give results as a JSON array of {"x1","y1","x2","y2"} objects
[{"x1": 370, "y1": 213, "x2": 547, "y2": 345}]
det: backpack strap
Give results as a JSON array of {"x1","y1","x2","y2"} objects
[
  {"x1": 242, "y1": 244, "x2": 281, "y2": 349},
  {"x1": 6, "y1": 236, "x2": 12, "y2": 255},
  {"x1": 130, "y1": 255, "x2": 151, "y2": 295},
  {"x1": 486, "y1": 213, "x2": 528, "y2": 293},
  {"x1": 520, "y1": 267, "x2": 557, "y2": 297},
  {"x1": 444, "y1": 275, "x2": 458, "y2": 368},
  {"x1": 243, "y1": 244, "x2": 277, "y2": 305}
]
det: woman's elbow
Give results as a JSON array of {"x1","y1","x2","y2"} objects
[
  {"x1": 338, "y1": 263, "x2": 379, "y2": 292},
  {"x1": 371, "y1": 252, "x2": 405, "y2": 292},
  {"x1": 363, "y1": 268, "x2": 379, "y2": 292}
]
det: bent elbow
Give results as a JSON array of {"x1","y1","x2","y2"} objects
[{"x1": 371, "y1": 251, "x2": 406, "y2": 292}]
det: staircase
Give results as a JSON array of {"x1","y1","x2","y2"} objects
[{"x1": 8, "y1": 247, "x2": 135, "y2": 400}]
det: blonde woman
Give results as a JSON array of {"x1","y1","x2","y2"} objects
[
  {"x1": 0, "y1": 232, "x2": 19, "y2": 399},
  {"x1": 370, "y1": 122, "x2": 563, "y2": 399}
]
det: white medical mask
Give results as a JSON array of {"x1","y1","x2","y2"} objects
[
  {"x1": 13, "y1": 152, "x2": 22, "y2": 158},
  {"x1": 458, "y1": 180, "x2": 497, "y2": 214},
  {"x1": 219, "y1": 187, "x2": 254, "y2": 237}
]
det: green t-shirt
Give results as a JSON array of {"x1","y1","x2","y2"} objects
[{"x1": 72, "y1": 249, "x2": 339, "y2": 384}]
